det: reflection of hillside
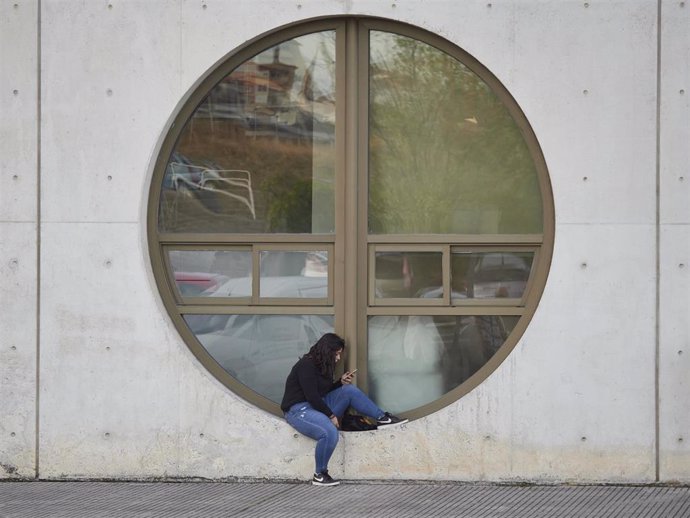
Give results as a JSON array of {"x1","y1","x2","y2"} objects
[
  {"x1": 159, "y1": 120, "x2": 334, "y2": 233},
  {"x1": 158, "y1": 32, "x2": 336, "y2": 234},
  {"x1": 159, "y1": 188, "x2": 264, "y2": 233}
]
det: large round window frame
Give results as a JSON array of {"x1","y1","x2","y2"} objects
[{"x1": 147, "y1": 16, "x2": 554, "y2": 420}]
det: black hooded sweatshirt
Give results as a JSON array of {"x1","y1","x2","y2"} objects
[{"x1": 281, "y1": 355, "x2": 342, "y2": 417}]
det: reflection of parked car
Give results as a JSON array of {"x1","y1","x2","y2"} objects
[
  {"x1": 374, "y1": 253, "x2": 411, "y2": 298},
  {"x1": 174, "y1": 271, "x2": 229, "y2": 297},
  {"x1": 163, "y1": 152, "x2": 203, "y2": 190},
  {"x1": 195, "y1": 314, "x2": 333, "y2": 404},
  {"x1": 205, "y1": 274, "x2": 327, "y2": 300},
  {"x1": 185, "y1": 272, "x2": 331, "y2": 404},
  {"x1": 163, "y1": 152, "x2": 256, "y2": 219},
  {"x1": 472, "y1": 253, "x2": 531, "y2": 299}
]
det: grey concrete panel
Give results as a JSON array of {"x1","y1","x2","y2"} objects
[
  {"x1": 0, "y1": 222, "x2": 37, "y2": 478},
  {"x1": 660, "y1": 0, "x2": 690, "y2": 225},
  {"x1": 0, "y1": 0, "x2": 37, "y2": 222},
  {"x1": 0, "y1": 0, "x2": 38, "y2": 481},
  {"x1": 659, "y1": 0, "x2": 690, "y2": 482},
  {"x1": 659, "y1": 225, "x2": 690, "y2": 482},
  {"x1": 509, "y1": 0, "x2": 658, "y2": 226},
  {"x1": 38, "y1": 222, "x2": 184, "y2": 477},
  {"x1": 40, "y1": 1, "x2": 181, "y2": 223}
]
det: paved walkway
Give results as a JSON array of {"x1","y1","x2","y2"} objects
[{"x1": 1, "y1": 480, "x2": 689, "y2": 517}]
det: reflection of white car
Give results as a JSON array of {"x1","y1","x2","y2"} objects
[
  {"x1": 201, "y1": 275, "x2": 328, "y2": 299},
  {"x1": 164, "y1": 152, "x2": 256, "y2": 219},
  {"x1": 196, "y1": 314, "x2": 333, "y2": 404},
  {"x1": 188, "y1": 273, "x2": 331, "y2": 404},
  {"x1": 471, "y1": 253, "x2": 531, "y2": 299}
]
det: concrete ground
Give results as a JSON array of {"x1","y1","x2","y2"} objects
[{"x1": 0, "y1": 481, "x2": 689, "y2": 518}]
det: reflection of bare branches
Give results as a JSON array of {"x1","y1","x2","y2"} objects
[{"x1": 169, "y1": 162, "x2": 256, "y2": 219}]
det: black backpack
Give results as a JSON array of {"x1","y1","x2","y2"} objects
[{"x1": 340, "y1": 408, "x2": 378, "y2": 432}]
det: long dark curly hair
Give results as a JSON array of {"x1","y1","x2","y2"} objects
[{"x1": 306, "y1": 333, "x2": 345, "y2": 378}]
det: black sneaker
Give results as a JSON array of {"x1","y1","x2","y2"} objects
[
  {"x1": 376, "y1": 412, "x2": 408, "y2": 429},
  {"x1": 312, "y1": 470, "x2": 340, "y2": 486}
]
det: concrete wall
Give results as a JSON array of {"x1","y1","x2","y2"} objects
[{"x1": 0, "y1": 0, "x2": 687, "y2": 483}]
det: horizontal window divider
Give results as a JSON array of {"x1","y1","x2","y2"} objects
[
  {"x1": 450, "y1": 245, "x2": 539, "y2": 253},
  {"x1": 163, "y1": 245, "x2": 251, "y2": 254},
  {"x1": 452, "y1": 298, "x2": 526, "y2": 307},
  {"x1": 180, "y1": 305, "x2": 335, "y2": 315},
  {"x1": 372, "y1": 297, "x2": 447, "y2": 306},
  {"x1": 179, "y1": 297, "x2": 252, "y2": 305},
  {"x1": 257, "y1": 297, "x2": 331, "y2": 306},
  {"x1": 367, "y1": 306, "x2": 524, "y2": 316},
  {"x1": 158, "y1": 233, "x2": 336, "y2": 244},
  {"x1": 368, "y1": 234, "x2": 544, "y2": 245},
  {"x1": 257, "y1": 243, "x2": 333, "y2": 252},
  {"x1": 372, "y1": 244, "x2": 446, "y2": 252}
]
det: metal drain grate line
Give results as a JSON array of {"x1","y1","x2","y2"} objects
[
  {"x1": 660, "y1": 488, "x2": 690, "y2": 518},
  {"x1": 578, "y1": 486, "x2": 611, "y2": 518},
  {"x1": 468, "y1": 484, "x2": 518, "y2": 517},
  {"x1": 654, "y1": 487, "x2": 682, "y2": 518}
]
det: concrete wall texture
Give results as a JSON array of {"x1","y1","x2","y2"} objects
[{"x1": 0, "y1": 0, "x2": 688, "y2": 483}]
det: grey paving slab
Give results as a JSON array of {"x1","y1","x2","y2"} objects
[{"x1": 0, "y1": 481, "x2": 689, "y2": 518}]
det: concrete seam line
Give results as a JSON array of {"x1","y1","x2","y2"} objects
[{"x1": 34, "y1": 0, "x2": 42, "y2": 481}]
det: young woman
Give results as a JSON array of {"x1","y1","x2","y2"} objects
[{"x1": 281, "y1": 333, "x2": 407, "y2": 486}]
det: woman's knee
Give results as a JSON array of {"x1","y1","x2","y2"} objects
[
  {"x1": 316, "y1": 424, "x2": 339, "y2": 446},
  {"x1": 341, "y1": 384, "x2": 362, "y2": 396}
]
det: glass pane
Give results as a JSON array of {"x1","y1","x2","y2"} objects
[
  {"x1": 451, "y1": 251, "x2": 534, "y2": 300},
  {"x1": 260, "y1": 250, "x2": 328, "y2": 298},
  {"x1": 374, "y1": 251, "x2": 442, "y2": 299},
  {"x1": 160, "y1": 31, "x2": 336, "y2": 233},
  {"x1": 187, "y1": 314, "x2": 334, "y2": 403},
  {"x1": 368, "y1": 315, "x2": 519, "y2": 413},
  {"x1": 368, "y1": 31, "x2": 542, "y2": 234},
  {"x1": 169, "y1": 250, "x2": 251, "y2": 297}
]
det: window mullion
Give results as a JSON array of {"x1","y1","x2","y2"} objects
[
  {"x1": 355, "y1": 20, "x2": 371, "y2": 390},
  {"x1": 251, "y1": 245, "x2": 259, "y2": 305},
  {"x1": 443, "y1": 245, "x2": 451, "y2": 306}
]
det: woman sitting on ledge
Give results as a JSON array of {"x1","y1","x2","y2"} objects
[{"x1": 281, "y1": 332, "x2": 408, "y2": 486}]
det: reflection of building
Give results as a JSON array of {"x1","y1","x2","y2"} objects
[
  {"x1": 226, "y1": 56, "x2": 297, "y2": 110},
  {"x1": 219, "y1": 45, "x2": 297, "y2": 113},
  {"x1": 260, "y1": 47, "x2": 298, "y2": 106},
  {"x1": 192, "y1": 38, "x2": 336, "y2": 145}
]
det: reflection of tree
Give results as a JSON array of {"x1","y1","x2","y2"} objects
[
  {"x1": 368, "y1": 33, "x2": 542, "y2": 234},
  {"x1": 262, "y1": 173, "x2": 312, "y2": 233}
]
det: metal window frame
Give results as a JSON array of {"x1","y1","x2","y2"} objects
[{"x1": 146, "y1": 16, "x2": 555, "y2": 419}]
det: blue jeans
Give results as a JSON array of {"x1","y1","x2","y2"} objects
[{"x1": 284, "y1": 385, "x2": 385, "y2": 474}]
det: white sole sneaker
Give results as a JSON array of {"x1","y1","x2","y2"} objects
[{"x1": 377, "y1": 418, "x2": 409, "y2": 429}]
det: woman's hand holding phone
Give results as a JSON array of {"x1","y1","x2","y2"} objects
[{"x1": 340, "y1": 369, "x2": 358, "y2": 384}]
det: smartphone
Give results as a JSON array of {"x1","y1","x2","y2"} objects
[{"x1": 349, "y1": 369, "x2": 358, "y2": 375}]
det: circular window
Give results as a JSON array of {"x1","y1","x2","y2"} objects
[{"x1": 148, "y1": 18, "x2": 553, "y2": 419}]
